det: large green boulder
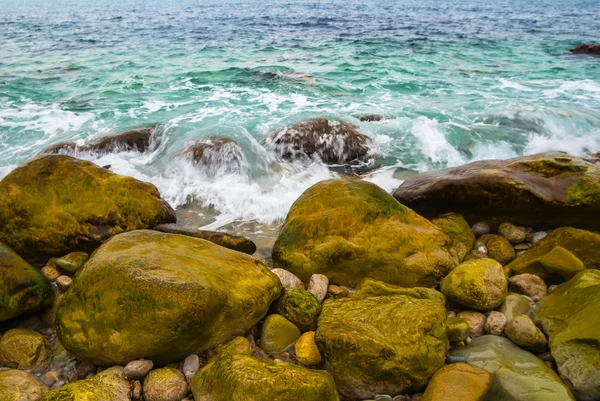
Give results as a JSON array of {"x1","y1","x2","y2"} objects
[
  {"x1": 0, "y1": 242, "x2": 53, "y2": 321},
  {"x1": 56, "y1": 230, "x2": 281, "y2": 365},
  {"x1": 431, "y1": 213, "x2": 475, "y2": 262},
  {"x1": 191, "y1": 337, "x2": 339, "y2": 401},
  {"x1": 451, "y1": 336, "x2": 575, "y2": 401},
  {"x1": 315, "y1": 294, "x2": 448, "y2": 400},
  {"x1": 507, "y1": 227, "x2": 598, "y2": 280},
  {"x1": 353, "y1": 278, "x2": 446, "y2": 304},
  {"x1": 0, "y1": 155, "x2": 176, "y2": 261},
  {"x1": 42, "y1": 366, "x2": 130, "y2": 401},
  {"x1": 393, "y1": 152, "x2": 600, "y2": 230},
  {"x1": 0, "y1": 369, "x2": 49, "y2": 401},
  {"x1": 534, "y1": 270, "x2": 600, "y2": 401},
  {"x1": 272, "y1": 179, "x2": 458, "y2": 287}
]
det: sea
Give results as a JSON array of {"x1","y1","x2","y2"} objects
[{"x1": 1, "y1": 0, "x2": 599, "y2": 251}]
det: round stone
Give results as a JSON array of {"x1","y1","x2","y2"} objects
[
  {"x1": 485, "y1": 311, "x2": 508, "y2": 336},
  {"x1": 294, "y1": 331, "x2": 322, "y2": 366},
  {"x1": 0, "y1": 328, "x2": 51, "y2": 370},
  {"x1": 143, "y1": 367, "x2": 188, "y2": 401},
  {"x1": 471, "y1": 222, "x2": 491, "y2": 237}
]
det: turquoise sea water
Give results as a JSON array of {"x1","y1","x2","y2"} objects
[{"x1": 1, "y1": 0, "x2": 600, "y2": 240}]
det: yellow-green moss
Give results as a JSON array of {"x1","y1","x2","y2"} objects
[
  {"x1": 353, "y1": 278, "x2": 446, "y2": 304},
  {"x1": 0, "y1": 328, "x2": 51, "y2": 370},
  {"x1": 274, "y1": 289, "x2": 321, "y2": 332},
  {"x1": 0, "y1": 369, "x2": 49, "y2": 401},
  {"x1": 478, "y1": 234, "x2": 515, "y2": 265},
  {"x1": 42, "y1": 367, "x2": 129, "y2": 401},
  {"x1": 432, "y1": 212, "x2": 475, "y2": 261}
]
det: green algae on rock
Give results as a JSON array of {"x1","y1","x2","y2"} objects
[
  {"x1": 431, "y1": 212, "x2": 475, "y2": 262},
  {"x1": 0, "y1": 155, "x2": 176, "y2": 261},
  {"x1": 477, "y1": 234, "x2": 515, "y2": 265},
  {"x1": 440, "y1": 258, "x2": 508, "y2": 310},
  {"x1": 353, "y1": 278, "x2": 446, "y2": 304},
  {"x1": 393, "y1": 152, "x2": 600, "y2": 230},
  {"x1": 191, "y1": 337, "x2": 339, "y2": 401},
  {"x1": 0, "y1": 369, "x2": 49, "y2": 401},
  {"x1": 42, "y1": 366, "x2": 130, "y2": 401},
  {"x1": 447, "y1": 317, "x2": 470, "y2": 343},
  {"x1": 315, "y1": 294, "x2": 448, "y2": 400},
  {"x1": 451, "y1": 336, "x2": 575, "y2": 401},
  {"x1": 54, "y1": 252, "x2": 89, "y2": 275},
  {"x1": 272, "y1": 178, "x2": 458, "y2": 288},
  {"x1": 0, "y1": 328, "x2": 51, "y2": 370},
  {"x1": 56, "y1": 230, "x2": 281, "y2": 365},
  {"x1": 274, "y1": 289, "x2": 321, "y2": 332},
  {"x1": 260, "y1": 314, "x2": 301, "y2": 354},
  {"x1": 534, "y1": 270, "x2": 600, "y2": 401},
  {"x1": 153, "y1": 223, "x2": 256, "y2": 254},
  {"x1": 0, "y1": 242, "x2": 53, "y2": 322}
]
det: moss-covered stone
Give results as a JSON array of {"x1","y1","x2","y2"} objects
[
  {"x1": 451, "y1": 336, "x2": 575, "y2": 401},
  {"x1": 54, "y1": 252, "x2": 88, "y2": 275},
  {"x1": 0, "y1": 328, "x2": 51, "y2": 370},
  {"x1": 393, "y1": 152, "x2": 600, "y2": 230},
  {"x1": 507, "y1": 227, "x2": 595, "y2": 280},
  {"x1": 42, "y1": 366, "x2": 130, "y2": 401},
  {"x1": 273, "y1": 179, "x2": 458, "y2": 288},
  {"x1": 0, "y1": 155, "x2": 176, "y2": 261},
  {"x1": 478, "y1": 234, "x2": 515, "y2": 265},
  {"x1": 353, "y1": 278, "x2": 446, "y2": 304},
  {"x1": 143, "y1": 367, "x2": 188, "y2": 401},
  {"x1": 499, "y1": 293, "x2": 531, "y2": 323},
  {"x1": 153, "y1": 223, "x2": 256, "y2": 255},
  {"x1": 315, "y1": 295, "x2": 448, "y2": 400},
  {"x1": 534, "y1": 270, "x2": 600, "y2": 401},
  {"x1": 191, "y1": 337, "x2": 339, "y2": 401},
  {"x1": 422, "y1": 363, "x2": 491, "y2": 401},
  {"x1": 0, "y1": 242, "x2": 53, "y2": 321},
  {"x1": 0, "y1": 369, "x2": 49, "y2": 401},
  {"x1": 260, "y1": 314, "x2": 301, "y2": 354},
  {"x1": 56, "y1": 230, "x2": 281, "y2": 365},
  {"x1": 295, "y1": 331, "x2": 323, "y2": 366},
  {"x1": 447, "y1": 317, "x2": 470, "y2": 343},
  {"x1": 440, "y1": 259, "x2": 508, "y2": 310},
  {"x1": 274, "y1": 289, "x2": 321, "y2": 332},
  {"x1": 432, "y1": 213, "x2": 475, "y2": 262}
]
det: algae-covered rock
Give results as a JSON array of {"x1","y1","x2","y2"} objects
[
  {"x1": 54, "y1": 252, "x2": 88, "y2": 275},
  {"x1": 498, "y1": 293, "x2": 531, "y2": 323},
  {"x1": 0, "y1": 328, "x2": 51, "y2": 370},
  {"x1": 273, "y1": 179, "x2": 457, "y2": 288},
  {"x1": 295, "y1": 331, "x2": 323, "y2": 366},
  {"x1": 447, "y1": 317, "x2": 470, "y2": 343},
  {"x1": 0, "y1": 242, "x2": 53, "y2": 321},
  {"x1": 42, "y1": 366, "x2": 130, "y2": 401},
  {"x1": 191, "y1": 337, "x2": 339, "y2": 401},
  {"x1": 0, "y1": 369, "x2": 49, "y2": 401},
  {"x1": 0, "y1": 155, "x2": 175, "y2": 261},
  {"x1": 422, "y1": 363, "x2": 491, "y2": 401},
  {"x1": 432, "y1": 213, "x2": 475, "y2": 261},
  {"x1": 440, "y1": 259, "x2": 508, "y2": 310},
  {"x1": 260, "y1": 314, "x2": 301, "y2": 354},
  {"x1": 353, "y1": 278, "x2": 446, "y2": 304},
  {"x1": 275, "y1": 289, "x2": 321, "y2": 332},
  {"x1": 477, "y1": 235, "x2": 515, "y2": 265},
  {"x1": 56, "y1": 230, "x2": 281, "y2": 365},
  {"x1": 315, "y1": 295, "x2": 448, "y2": 400},
  {"x1": 534, "y1": 270, "x2": 600, "y2": 401},
  {"x1": 153, "y1": 223, "x2": 256, "y2": 255},
  {"x1": 450, "y1": 336, "x2": 575, "y2": 401},
  {"x1": 506, "y1": 227, "x2": 598, "y2": 280},
  {"x1": 143, "y1": 367, "x2": 188, "y2": 401},
  {"x1": 393, "y1": 152, "x2": 600, "y2": 230}
]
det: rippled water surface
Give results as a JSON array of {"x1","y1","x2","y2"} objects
[{"x1": 1, "y1": 0, "x2": 599, "y2": 245}]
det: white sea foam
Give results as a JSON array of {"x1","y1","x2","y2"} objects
[{"x1": 411, "y1": 116, "x2": 465, "y2": 169}]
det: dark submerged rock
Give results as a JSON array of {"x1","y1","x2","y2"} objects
[
  {"x1": 177, "y1": 136, "x2": 246, "y2": 175},
  {"x1": 569, "y1": 44, "x2": 600, "y2": 56}
]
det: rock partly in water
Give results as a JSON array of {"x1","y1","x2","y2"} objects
[
  {"x1": 0, "y1": 155, "x2": 175, "y2": 261},
  {"x1": 273, "y1": 179, "x2": 457, "y2": 287},
  {"x1": 177, "y1": 136, "x2": 246, "y2": 176},
  {"x1": 353, "y1": 278, "x2": 446, "y2": 304},
  {"x1": 274, "y1": 289, "x2": 321, "y2": 332},
  {"x1": 535, "y1": 270, "x2": 600, "y2": 401},
  {"x1": 315, "y1": 295, "x2": 448, "y2": 400},
  {"x1": 0, "y1": 328, "x2": 51, "y2": 370},
  {"x1": 359, "y1": 115, "x2": 385, "y2": 122},
  {"x1": 295, "y1": 331, "x2": 323, "y2": 366},
  {"x1": 153, "y1": 223, "x2": 256, "y2": 254},
  {"x1": 569, "y1": 44, "x2": 600, "y2": 55},
  {"x1": 191, "y1": 337, "x2": 339, "y2": 401},
  {"x1": 56, "y1": 230, "x2": 281, "y2": 365},
  {"x1": 42, "y1": 366, "x2": 130, "y2": 401},
  {"x1": 421, "y1": 362, "x2": 492, "y2": 401},
  {"x1": 431, "y1": 213, "x2": 475, "y2": 262},
  {"x1": 0, "y1": 242, "x2": 53, "y2": 321},
  {"x1": 260, "y1": 314, "x2": 301, "y2": 354},
  {"x1": 0, "y1": 369, "x2": 49, "y2": 401},
  {"x1": 143, "y1": 367, "x2": 188, "y2": 401},
  {"x1": 393, "y1": 152, "x2": 600, "y2": 230},
  {"x1": 477, "y1": 235, "x2": 515, "y2": 265},
  {"x1": 504, "y1": 314, "x2": 548, "y2": 353},
  {"x1": 451, "y1": 335, "x2": 575, "y2": 401},
  {"x1": 44, "y1": 125, "x2": 158, "y2": 154}
]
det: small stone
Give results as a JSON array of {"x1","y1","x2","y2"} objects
[
  {"x1": 485, "y1": 311, "x2": 507, "y2": 336},
  {"x1": 307, "y1": 274, "x2": 328, "y2": 304},
  {"x1": 375, "y1": 395, "x2": 393, "y2": 401},
  {"x1": 123, "y1": 359, "x2": 154, "y2": 380},
  {"x1": 55, "y1": 275, "x2": 72, "y2": 292},
  {"x1": 270, "y1": 268, "x2": 304, "y2": 290},
  {"x1": 132, "y1": 380, "x2": 142, "y2": 399},
  {"x1": 498, "y1": 222, "x2": 526, "y2": 244},
  {"x1": 478, "y1": 234, "x2": 516, "y2": 265},
  {"x1": 509, "y1": 273, "x2": 547, "y2": 299},
  {"x1": 42, "y1": 370, "x2": 60, "y2": 387},
  {"x1": 181, "y1": 354, "x2": 200, "y2": 383},
  {"x1": 447, "y1": 317, "x2": 470, "y2": 343},
  {"x1": 260, "y1": 314, "x2": 301, "y2": 354},
  {"x1": 471, "y1": 222, "x2": 490, "y2": 237},
  {"x1": 499, "y1": 293, "x2": 531, "y2": 323},
  {"x1": 447, "y1": 311, "x2": 456, "y2": 318},
  {"x1": 55, "y1": 251, "x2": 89, "y2": 275},
  {"x1": 531, "y1": 231, "x2": 548, "y2": 244},
  {"x1": 41, "y1": 265, "x2": 61, "y2": 281},
  {"x1": 457, "y1": 311, "x2": 486, "y2": 338},
  {"x1": 0, "y1": 328, "x2": 51, "y2": 370},
  {"x1": 294, "y1": 331, "x2": 322, "y2": 366},
  {"x1": 327, "y1": 284, "x2": 349, "y2": 299},
  {"x1": 548, "y1": 284, "x2": 558, "y2": 294},
  {"x1": 505, "y1": 314, "x2": 548, "y2": 353},
  {"x1": 513, "y1": 243, "x2": 530, "y2": 251},
  {"x1": 143, "y1": 367, "x2": 188, "y2": 401},
  {"x1": 275, "y1": 289, "x2": 321, "y2": 332}
]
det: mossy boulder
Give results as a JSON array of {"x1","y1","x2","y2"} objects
[
  {"x1": 315, "y1": 295, "x2": 448, "y2": 400},
  {"x1": 393, "y1": 152, "x2": 600, "y2": 230},
  {"x1": 260, "y1": 314, "x2": 301, "y2": 354},
  {"x1": 451, "y1": 336, "x2": 575, "y2": 401},
  {"x1": 422, "y1": 362, "x2": 492, "y2": 401},
  {"x1": 42, "y1": 366, "x2": 130, "y2": 401},
  {"x1": 478, "y1": 234, "x2": 515, "y2": 265},
  {"x1": 507, "y1": 227, "x2": 596, "y2": 280},
  {"x1": 0, "y1": 242, "x2": 53, "y2": 321},
  {"x1": 56, "y1": 230, "x2": 281, "y2": 365},
  {"x1": 534, "y1": 270, "x2": 600, "y2": 401},
  {"x1": 440, "y1": 259, "x2": 508, "y2": 310},
  {"x1": 353, "y1": 278, "x2": 446, "y2": 304},
  {"x1": 274, "y1": 289, "x2": 321, "y2": 332},
  {"x1": 432, "y1": 213, "x2": 475, "y2": 261},
  {"x1": 191, "y1": 337, "x2": 339, "y2": 401},
  {"x1": 0, "y1": 369, "x2": 49, "y2": 401},
  {"x1": 272, "y1": 179, "x2": 458, "y2": 288},
  {"x1": 0, "y1": 328, "x2": 51, "y2": 370},
  {"x1": 0, "y1": 155, "x2": 176, "y2": 261}
]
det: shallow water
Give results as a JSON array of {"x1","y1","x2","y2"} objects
[{"x1": 1, "y1": 0, "x2": 599, "y2": 243}]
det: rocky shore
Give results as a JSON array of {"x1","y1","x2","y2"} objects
[{"x1": 1, "y1": 123, "x2": 600, "y2": 401}]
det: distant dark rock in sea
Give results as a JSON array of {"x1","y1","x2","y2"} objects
[
  {"x1": 569, "y1": 44, "x2": 600, "y2": 56},
  {"x1": 359, "y1": 115, "x2": 385, "y2": 122}
]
